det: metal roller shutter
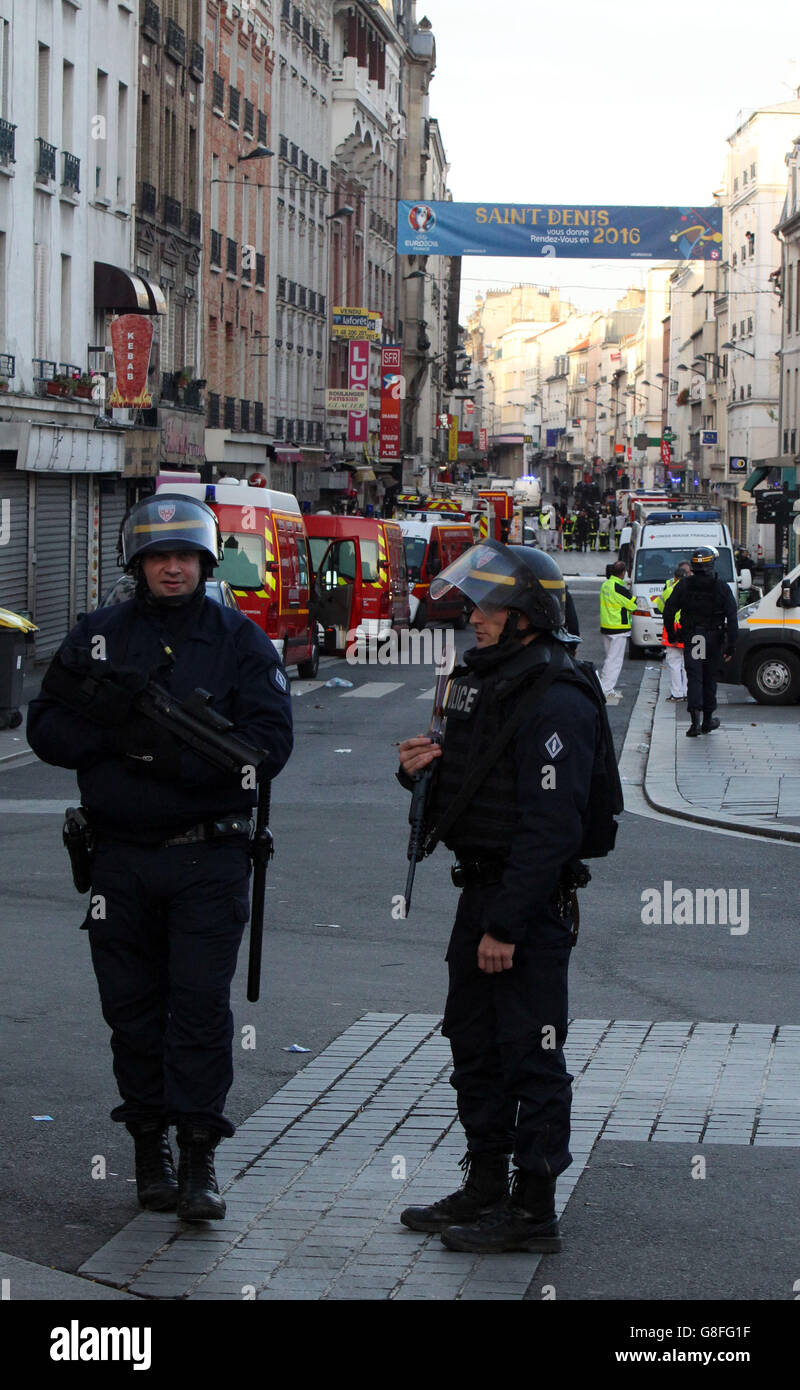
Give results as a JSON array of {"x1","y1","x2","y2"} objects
[
  {"x1": 71, "y1": 475, "x2": 90, "y2": 623},
  {"x1": 0, "y1": 457, "x2": 30, "y2": 614},
  {"x1": 33, "y1": 475, "x2": 71, "y2": 657},
  {"x1": 99, "y1": 485, "x2": 127, "y2": 600}
]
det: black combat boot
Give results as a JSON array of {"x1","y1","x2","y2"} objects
[
  {"x1": 176, "y1": 1124, "x2": 226, "y2": 1221},
  {"x1": 686, "y1": 710, "x2": 702, "y2": 737},
  {"x1": 126, "y1": 1120, "x2": 178, "y2": 1212},
  {"x1": 441, "y1": 1168, "x2": 562, "y2": 1254},
  {"x1": 400, "y1": 1152, "x2": 509, "y2": 1233},
  {"x1": 700, "y1": 714, "x2": 720, "y2": 733}
]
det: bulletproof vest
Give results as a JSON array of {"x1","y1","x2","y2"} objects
[
  {"x1": 429, "y1": 642, "x2": 571, "y2": 856},
  {"x1": 679, "y1": 574, "x2": 726, "y2": 631}
]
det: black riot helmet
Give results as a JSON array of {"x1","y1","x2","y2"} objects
[
  {"x1": 119, "y1": 493, "x2": 222, "y2": 570},
  {"x1": 690, "y1": 545, "x2": 719, "y2": 573},
  {"x1": 430, "y1": 539, "x2": 567, "y2": 632}
]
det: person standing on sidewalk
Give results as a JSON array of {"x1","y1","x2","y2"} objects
[
  {"x1": 661, "y1": 546, "x2": 738, "y2": 737},
  {"x1": 26, "y1": 495, "x2": 294, "y2": 1222},
  {"x1": 396, "y1": 542, "x2": 602, "y2": 1254},
  {"x1": 598, "y1": 561, "x2": 637, "y2": 698},
  {"x1": 655, "y1": 562, "x2": 691, "y2": 700}
]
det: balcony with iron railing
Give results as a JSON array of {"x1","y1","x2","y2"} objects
[
  {"x1": 140, "y1": 181, "x2": 157, "y2": 215},
  {"x1": 210, "y1": 229, "x2": 222, "y2": 266},
  {"x1": 208, "y1": 392, "x2": 220, "y2": 427},
  {"x1": 164, "y1": 195, "x2": 182, "y2": 227},
  {"x1": 254, "y1": 401, "x2": 264, "y2": 433},
  {"x1": 35, "y1": 138, "x2": 56, "y2": 182},
  {"x1": 187, "y1": 208, "x2": 201, "y2": 241},
  {"x1": 62, "y1": 151, "x2": 80, "y2": 193},
  {"x1": 279, "y1": 134, "x2": 289, "y2": 160},
  {"x1": 0, "y1": 353, "x2": 15, "y2": 381},
  {"x1": 240, "y1": 399, "x2": 250, "y2": 432},
  {"x1": 189, "y1": 42, "x2": 204, "y2": 81},
  {"x1": 212, "y1": 72, "x2": 225, "y2": 113},
  {"x1": 277, "y1": 276, "x2": 287, "y2": 299},
  {"x1": 244, "y1": 99, "x2": 254, "y2": 137},
  {"x1": 224, "y1": 396, "x2": 236, "y2": 430},
  {"x1": 142, "y1": 0, "x2": 160, "y2": 42},
  {"x1": 226, "y1": 237, "x2": 237, "y2": 275},
  {"x1": 0, "y1": 118, "x2": 15, "y2": 165},
  {"x1": 258, "y1": 110, "x2": 268, "y2": 147},
  {"x1": 165, "y1": 18, "x2": 186, "y2": 64},
  {"x1": 229, "y1": 87, "x2": 240, "y2": 126}
]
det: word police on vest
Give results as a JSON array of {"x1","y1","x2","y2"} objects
[
  {"x1": 640, "y1": 881, "x2": 749, "y2": 935},
  {"x1": 50, "y1": 1321, "x2": 151, "y2": 1370}
]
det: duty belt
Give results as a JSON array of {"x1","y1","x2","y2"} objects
[
  {"x1": 161, "y1": 815, "x2": 253, "y2": 848},
  {"x1": 451, "y1": 856, "x2": 506, "y2": 888}
]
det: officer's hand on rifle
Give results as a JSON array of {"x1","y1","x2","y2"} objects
[
  {"x1": 398, "y1": 736, "x2": 442, "y2": 777},
  {"x1": 477, "y1": 933, "x2": 515, "y2": 974}
]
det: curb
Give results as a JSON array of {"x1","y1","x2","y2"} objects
[{"x1": 643, "y1": 666, "x2": 800, "y2": 845}]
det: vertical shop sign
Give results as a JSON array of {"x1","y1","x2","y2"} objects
[{"x1": 347, "y1": 340, "x2": 370, "y2": 444}]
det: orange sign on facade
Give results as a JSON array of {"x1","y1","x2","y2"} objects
[{"x1": 109, "y1": 315, "x2": 154, "y2": 408}]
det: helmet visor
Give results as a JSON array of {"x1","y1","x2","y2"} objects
[{"x1": 430, "y1": 541, "x2": 521, "y2": 611}]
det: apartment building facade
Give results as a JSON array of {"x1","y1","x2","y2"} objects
[{"x1": 0, "y1": 0, "x2": 144, "y2": 653}]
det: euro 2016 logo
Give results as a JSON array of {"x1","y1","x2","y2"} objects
[{"x1": 408, "y1": 204, "x2": 435, "y2": 232}]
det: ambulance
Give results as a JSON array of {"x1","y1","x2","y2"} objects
[
  {"x1": 627, "y1": 512, "x2": 740, "y2": 656},
  {"x1": 305, "y1": 514, "x2": 410, "y2": 654},
  {"x1": 721, "y1": 562, "x2": 800, "y2": 703},
  {"x1": 154, "y1": 476, "x2": 319, "y2": 676},
  {"x1": 396, "y1": 517, "x2": 474, "y2": 627}
]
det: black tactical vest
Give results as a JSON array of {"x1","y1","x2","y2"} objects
[
  {"x1": 429, "y1": 639, "x2": 576, "y2": 856},
  {"x1": 679, "y1": 573, "x2": 727, "y2": 632}
]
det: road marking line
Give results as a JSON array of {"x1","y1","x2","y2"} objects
[
  {"x1": 340, "y1": 682, "x2": 405, "y2": 699},
  {"x1": 291, "y1": 681, "x2": 325, "y2": 697}
]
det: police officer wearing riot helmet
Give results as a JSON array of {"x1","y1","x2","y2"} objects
[
  {"x1": 661, "y1": 545, "x2": 738, "y2": 737},
  {"x1": 27, "y1": 494, "x2": 293, "y2": 1221},
  {"x1": 397, "y1": 542, "x2": 602, "y2": 1253}
]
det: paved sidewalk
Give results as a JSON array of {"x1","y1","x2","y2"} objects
[
  {"x1": 644, "y1": 666, "x2": 800, "y2": 841},
  {"x1": 69, "y1": 1010, "x2": 800, "y2": 1301}
]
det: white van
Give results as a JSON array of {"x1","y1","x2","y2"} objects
[
  {"x1": 628, "y1": 512, "x2": 738, "y2": 655},
  {"x1": 721, "y1": 564, "x2": 800, "y2": 702}
]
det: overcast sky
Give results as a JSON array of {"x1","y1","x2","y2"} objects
[{"x1": 418, "y1": 0, "x2": 800, "y2": 318}]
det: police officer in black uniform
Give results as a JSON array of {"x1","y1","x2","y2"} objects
[
  {"x1": 397, "y1": 541, "x2": 602, "y2": 1254},
  {"x1": 27, "y1": 494, "x2": 293, "y2": 1221},
  {"x1": 661, "y1": 545, "x2": 738, "y2": 737}
]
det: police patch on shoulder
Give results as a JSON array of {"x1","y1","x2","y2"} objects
[
  {"x1": 270, "y1": 666, "x2": 289, "y2": 693},
  {"x1": 544, "y1": 731, "x2": 565, "y2": 760}
]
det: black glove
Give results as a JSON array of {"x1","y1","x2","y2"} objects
[
  {"x1": 42, "y1": 649, "x2": 149, "y2": 727},
  {"x1": 104, "y1": 715, "x2": 183, "y2": 780}
]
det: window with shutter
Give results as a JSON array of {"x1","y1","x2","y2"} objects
[
  {"x1": 37, "y1": 45, "x2": 50, "y2": 141},
  {"x1": 34, "y1": 243, "x2": 49, "y2": 359}
]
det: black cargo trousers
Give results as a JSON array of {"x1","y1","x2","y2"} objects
[
  {"x1": 441, "y1": 878, "x2": 574, "y2": 1179},
  {"x1": 87, "y1": 836, "x2": 251, "y2": 1139},
  {"x1": 682, "y1": 627, "x2": 724, "y2": 716}
]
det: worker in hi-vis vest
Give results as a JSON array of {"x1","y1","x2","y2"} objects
[
  {"x1": 598, "y1": 561, "x2": 637, "y2": 698},
  {"x1": 655, "y1": 562, "x2": 691, "y2": 700}
]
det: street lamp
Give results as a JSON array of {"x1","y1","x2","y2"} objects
[
  {"x1": 720, "y1": 341, "x2": 756, "y2": 358},
  {"x1": 237, "y1": 146, "x2": 274, "y2": 162},
  {"x1": 326, "y1": 206, "x2": 355, "y2": 221}
]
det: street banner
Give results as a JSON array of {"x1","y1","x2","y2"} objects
[
  {"x1": 347, "y1": 341, "x2": 370, "y2": 444},
  {"x1": 661, "y1": 440, "x2": 672, "y2": 467},
  {"x1": 109, "y1": 315, "x2": 154, "y2": 408},
  {"x1": 458, "y1": 431, "x2": 473, "y2": 445},
  {"x1": 326, "y1": 388, "x2": 368, "y2": 411},
  {"x1": 397, "y1": 202, "x2": 723, "y2": 261},
  {"x1": 464, "y1": 400, "x2": 475, "y2": 415},
  {"x1": 379, "y1": 346, "x2": 402, "y2": 460},
  {"x1": 479, "y1": 427, "x2": 487, "y2": 452},
  {"x1": 332, "y1": 307, "x2": 382, "y2": 340},
  {"x1": 448, "y1": 414, "x2": 458, "y2": 463}
]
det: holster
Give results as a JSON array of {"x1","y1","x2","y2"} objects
[{"x1": 63, "y1": 806, "x2": 94, "y2": 894}]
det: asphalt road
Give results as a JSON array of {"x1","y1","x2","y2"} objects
[{"x1": 1, "y1": 584, "x2": 798, "y2": 1287}]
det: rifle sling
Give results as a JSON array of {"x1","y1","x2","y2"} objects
[{"x1": 424, "y1": 642, "x2": 567, "y2": 854}]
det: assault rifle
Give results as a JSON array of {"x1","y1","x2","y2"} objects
[
  {"x1": 403, "y1": 650, "x2": 455, "y2": 916},
  {"x1": 43, "y1": 649, "x2": 273, "y2": 999}
]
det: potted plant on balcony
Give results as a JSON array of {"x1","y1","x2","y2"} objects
[
  {"x1": 72, "y1": 374, "x2": 96, "y2": 400},
  {"x1": 46, "y1": 374, "x2": 73, "y2": 397},
  {"x1": 176, "y1": 366, "x2": 194, "y2": 386},
  {"x1": 676, "y1": 387, "x2": 690, "y2": 406}
]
